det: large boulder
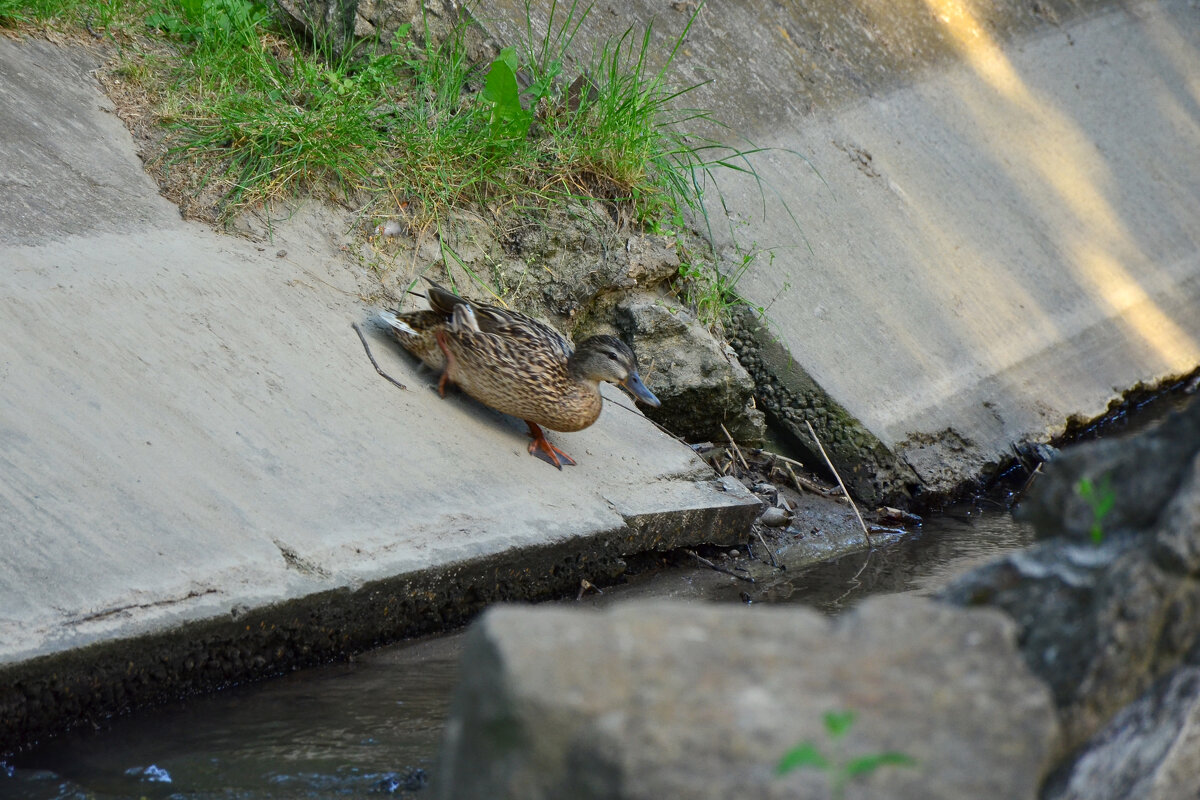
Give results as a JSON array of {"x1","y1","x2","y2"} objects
[
  {"x1": 940, "y1": 395, "x2": 1200, "y2": 769},
  {"x1": 1043, "y1": 666, "x2": 1200, "y2": 800},
  {"x1": 1015, "y1": 396, "x2": 1200, "y2": 545},
  {"x1": 435, "y1": 596, "x2": 1059, "y2": 800}
]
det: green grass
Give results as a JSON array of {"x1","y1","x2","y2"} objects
[{"x1": 2, "y1": 0, "x2": 790, "y2": 322}]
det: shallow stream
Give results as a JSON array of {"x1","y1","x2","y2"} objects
[{"x1": 4, "y1": 502, "x2": 1035, "y2": 799}]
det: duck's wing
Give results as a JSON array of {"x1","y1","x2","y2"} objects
[
  {"x1": 424, "y1": 281, "x2": 573, "y2": 361},
  {"x1": 472, "y1": 307, "x2": 573, "y2": 360}
]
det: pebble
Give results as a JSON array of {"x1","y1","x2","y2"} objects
[{"x1": 760, "y1": 507, "x2": 790, "y2": 527}]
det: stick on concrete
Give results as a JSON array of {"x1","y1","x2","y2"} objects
[{"x1": 353, "y1": 322, "x2": 408, "y2": 391}]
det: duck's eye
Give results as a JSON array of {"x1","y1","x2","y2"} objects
[{"x1": 606, "y1": 351, "x2": 620, "y2": 362}]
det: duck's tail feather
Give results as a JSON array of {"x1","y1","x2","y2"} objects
[{"x1": 377, "y1": 310, "x2": 418, "y2": 337}]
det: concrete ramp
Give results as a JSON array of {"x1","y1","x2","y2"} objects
[
  {"x1": 483, "y1": 0, "x2": 1200, "y2": 500},
  {"x1": 0, "y1": 38, "x2": 757, "y2": 750}
]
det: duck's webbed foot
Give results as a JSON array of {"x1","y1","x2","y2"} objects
[{"x1": 525, "y1": 421, "x2": 576, "y2": 469}]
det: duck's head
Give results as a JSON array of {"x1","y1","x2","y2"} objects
[{"x1": 572, "y1": 335, "x2": 661, "y2": 408}]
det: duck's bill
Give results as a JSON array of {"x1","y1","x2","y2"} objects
[{"x1": 621, "y1": 371, "x2": 661, "y2": 408}]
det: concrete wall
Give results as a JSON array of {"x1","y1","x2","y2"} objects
[{"x1": 481, "y1": 0, "x2": 1200, "y2": 497}]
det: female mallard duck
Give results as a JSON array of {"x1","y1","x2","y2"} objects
[{"x1": 379, "y1": 282, "x2": 660, "y2": 468}]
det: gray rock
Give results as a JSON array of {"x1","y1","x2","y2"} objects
[
  {"x1": 436, "y1": 596, "x2": 1059, "y2": 800},
  {"x1": 1044, "y1": 667, "x2": 1200, "y2": 800},
  {"x1": 940, "y1": 395, "x2": 1200, "y2": 753},
  {"x1": 274, "y1": 0, "x2": 362, "y2": 48},
  {"x1": 274, "y1": 0, "x2": 464, "y2": 55},
  {"x1": 940, "y1": 539, "x2": 1200, "y2": 752},
  {"x1": 1153, "y1": 451, "x2": 1200, "y2": 575},
  {"x1": 760, "y1": 506, "x2": 790, "y2": 527},
  {"x1": 495, "y1": 209, "x2": 680, "y2": 322},
  {"x1": 615, "y1": 296, "x2": 766, "y2": 443},
  {"x1": 1015, "y1": 398, "x2": 1200, "y2": 544}
]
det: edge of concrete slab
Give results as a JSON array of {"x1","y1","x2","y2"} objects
[{"x1": 0, "y1": 476, "x2": 759, "y2": 755}]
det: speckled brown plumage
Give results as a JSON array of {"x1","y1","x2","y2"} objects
[{"x1": 378, "y1": 282, "x2": 660, "y2": 467}]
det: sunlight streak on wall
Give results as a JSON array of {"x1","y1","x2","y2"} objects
[{"x1": 918, "y1": 0, "x2": 1198, "y2": 366}]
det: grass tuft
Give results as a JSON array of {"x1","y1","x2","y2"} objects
[{"x1": 3, "y1": 0, "x2": 797, "y2": 323}]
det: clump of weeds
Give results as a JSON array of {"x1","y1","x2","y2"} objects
[{"x1": 2, "y1": 0, "x2": 798, "y2": 314}]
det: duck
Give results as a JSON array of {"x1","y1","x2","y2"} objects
[{"x1": 378, "y1": 281, "x2": 661, "y2": 468}]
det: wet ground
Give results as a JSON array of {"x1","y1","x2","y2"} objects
[{"x1": 2, "y1": 497, "x2": 1034, "y2": 799}]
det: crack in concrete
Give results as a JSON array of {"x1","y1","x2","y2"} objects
[{"x1": 68, "y1": 588, "x2": 221, "y2": 626}]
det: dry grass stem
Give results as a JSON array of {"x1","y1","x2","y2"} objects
[
  {"x1": 353, "y1": 322, "x2": 408, "y2": 392},
  {"x1": 720, "y1": 423, "x2": 749, "y2": 471},
  {"x1": 804, "y1": 420, "x2": 871, "y2": 541}
]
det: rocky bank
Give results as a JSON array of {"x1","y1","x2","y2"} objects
[{"x1": 434, "y1": 393, "x2": 1200, "y2": 798}]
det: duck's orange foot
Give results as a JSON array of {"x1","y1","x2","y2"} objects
[{"x1": 526, "y1": 421, "x2": 576, "y2": 469}]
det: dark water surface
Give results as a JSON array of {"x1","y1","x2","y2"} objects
[
  {"x1": 4, "y1": 636, "x2": 458, "y2": 799},
  {"x1": 3, "y1": 502, "x2": 1034, "y2": 799}
]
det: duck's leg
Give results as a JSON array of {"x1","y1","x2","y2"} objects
[
  {"x1": 434, "y1": 330, "x2": 456, "y2": 398},
  {"x1": 526, "y1": 421, "x2": 576, "y2": 469}
]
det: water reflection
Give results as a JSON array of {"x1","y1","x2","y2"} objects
[
  {"x1": 7, "y1": 636, "x2": 459, "y2": 798},
  {"x1": 774, "y1": 503, "x2": 1035, "y2": 614}
]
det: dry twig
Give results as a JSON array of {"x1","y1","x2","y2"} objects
[
  {"x1": 804, "y1": 420, "x2": 871, "y2": 542},
  {"x1": 686, "y1": 550, "x2": 755, "y2": 583},
  {"x1": 783, "y1": 462, "x2": 805, "y2": 495},
  {"x1": 720, "y1": 423, "x2": 749, "y2": 471},
  {"x1": 353, "y1": 321, "x2": 408, "y2": 391},
  {"x1": 756, "y1": 529, "x2": 779, "y2": 568}
]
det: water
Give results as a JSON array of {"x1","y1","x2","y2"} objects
[
  {"x1": 3, "y1": 502, "x2": 1035, "y2": 799},
  {"x1": 771, "y1": 500, "x2": 1036, "y2": 614},
  {"x1": 4, "y1": 636, "x2": 459, "y2": 798}
]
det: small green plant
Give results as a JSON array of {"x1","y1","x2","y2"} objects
[
  {"x1": 675, "y1": 244, "x2": 776, "y2": 327},
  {"x1": 480, "y1": 46, "x2": 533, "y2": 143},
  {"x1": 777, "y1": 710, "x2": 916, "y2": 800},
  {"x1": 1075, "y1": 475, "x2": 1116, "y2": 544}
]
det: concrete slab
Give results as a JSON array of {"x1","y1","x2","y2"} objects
[
  {"x1": 0, "y1": 37, "x2": 758, "y2": 749},
  {"x1": 481, "y1": 0, "x2": 1200, "y2": 500}
]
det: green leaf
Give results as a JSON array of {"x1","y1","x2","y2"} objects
[
  {"x1": 843, "y1": 751, "x2": 917, "y2": 778},
  {"x1": 481, "y1": 53, "x2": 531, "y2": 142},
  {"x1": 495, "y1": 45, "x2": 520, "y2": 72},
  {"x1": 823, "y1": 710, "x2": 856, "y2": 740},
  {"x1": 776, "y1": 742, "x2": 830, "y2": 775},
  {"x1": 1076, "y1": 478, "x2": 1094, "y2": 500},
  {"x1": 145, "y1": 11, "x2": 188, "y2": 35}
]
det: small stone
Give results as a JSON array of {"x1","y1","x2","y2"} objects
[{"x1": 760, "y1": 507, "x2": 789, "y2": 527}]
